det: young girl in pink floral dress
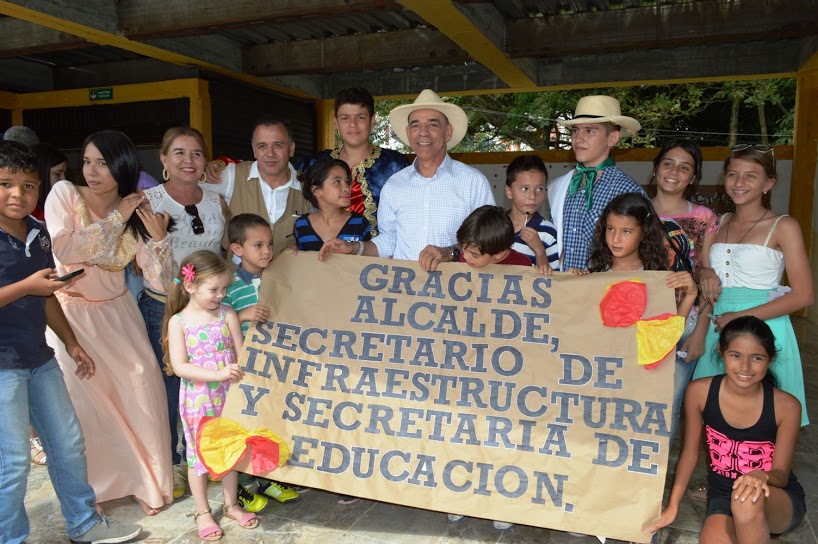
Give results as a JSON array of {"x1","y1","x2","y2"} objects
[{"x1": 162, "y1": 250, "x2": 258, "y2": 541}]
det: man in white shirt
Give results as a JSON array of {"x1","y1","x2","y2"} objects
[
  {"x1": 203, "y1": 115, "x2": 310, "y2": 257},
  {"x1": 319, "y1": 89, "x2": 495, "y2": 270}
]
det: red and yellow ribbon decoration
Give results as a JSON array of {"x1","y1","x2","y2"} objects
[{"x1": 196, "y1": 416, "x2": 290, "y2": 479}]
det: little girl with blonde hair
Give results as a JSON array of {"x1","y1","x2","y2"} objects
[{"x1": 162, "y1": 250, "x2": 258, "y2": 541}]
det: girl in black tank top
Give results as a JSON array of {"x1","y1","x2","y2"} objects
[{"x1": 650, "y1": 316, "x2": 805, "y2": 540}]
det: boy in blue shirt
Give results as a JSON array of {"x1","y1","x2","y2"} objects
[
  {"x1": 224, "y1": 213, "x2": 302, "y2": 510},
  {"x1": 0, "y1": 141, "x2": 142, "y2": 543}
]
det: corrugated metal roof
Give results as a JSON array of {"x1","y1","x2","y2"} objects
[
  {"x1": 217, "y1": 10, "x2": 428, "y2": 46},
  {"x1": 490, "y1": 0, "x2": 701, "y2": 18}
]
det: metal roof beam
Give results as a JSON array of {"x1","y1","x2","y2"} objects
[
  {"x1": 0, "y1": 0, "x2": 320, "y2": 98},
  {"x1": 507, "y1": 0, "x2": 818, "y2": 59},
  {"x1": 398, "y1": 0, "x2": 536, "y2": 88},
  {"x1": 0, "y1": 18, "x2": 85, "y2": 57},
  {"x1": 117, "y1": 0, "x2": 402, "y2": 39},
  {"x1": 244, "y1": 28, "x2": 468, "y2": 76}
]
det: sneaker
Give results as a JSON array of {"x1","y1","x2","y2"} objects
[
  {"x1": 448, "y1": 514, "x2": 465, "y2": 522},
  {"x1": 259, "y1": 480, "x2": 301, "y2": 504},
  {"x1": 172, "y1": 464, "x2": 187, "y2": 499},
  {"x1": 337, "y1": 494, "x2": 361, "y2": 505},
  {"x1": 493, "y1": 521, "x2": 513, "y2": 530},
  {"x1": 291, "y1": 484, "x2": 311, "y2": 494},
  {"x1": 70, "y1": 517, "x2": 142, "y2": 543},
  {"x1": 238, "y1": 484, "x2": 269, "y2": 513}
]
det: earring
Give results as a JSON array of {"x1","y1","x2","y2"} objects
[
  {"x1": 199, "y1": 172, "x2": 207, "y2": 183},
  {"x1": 763, "y1": 191, "x2": 767, "y2": 195},
  {"x1": 162, "y1": 169, "x2": 169, "y2": 181}
]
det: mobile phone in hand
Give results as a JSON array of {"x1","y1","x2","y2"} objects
[{"x1": 54, "y1": 269, "x2": 85, "y2": 282}]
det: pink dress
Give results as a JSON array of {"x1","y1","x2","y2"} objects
[
  {"x1": 175, "y1": 305, "x2": 235, "y2": 475},
  {"x1": 44, "y1": 181, "x2": 174, "y2": 508}
]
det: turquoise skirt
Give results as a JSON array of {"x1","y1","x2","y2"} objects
[{"x1": 692, "y1": 287, "x2": 809, "y2": 426}]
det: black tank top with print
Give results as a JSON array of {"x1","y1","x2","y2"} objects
[{"x1": 702, "y1": 374, "x2": 802, "y2": 500}]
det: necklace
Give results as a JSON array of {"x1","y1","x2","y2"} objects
[{"x1": 725, "y1": 210, "x2": 768, "y2": 244}]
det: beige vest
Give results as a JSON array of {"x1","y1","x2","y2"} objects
[{"x1": 228, "y1": 161, "x2": 310, "y2": 258}]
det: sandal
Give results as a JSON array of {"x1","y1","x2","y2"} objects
[
  {"x1": 224, "y1": 502, "x2": 259, "y2": 530},
  {"x1": 687, "y1": 485, "x2": 707, "y2": 501},
  {"x1": 192, "y1": 508, "x2": 222, "y2": 541},
  {"x1": 30, "y1": 437, "x2": 47, "y2": 465}
]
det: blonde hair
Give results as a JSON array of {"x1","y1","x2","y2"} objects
[
  {"x1": 159, "y1": 126, "x2": 209, "y2": 158},
  {"x1": 161, "y1": 250, "x2": 228, "y2": 375}
]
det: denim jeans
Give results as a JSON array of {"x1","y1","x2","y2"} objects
[
  {"x1": 138, "y1": 292, "x2": 184, "y2": 465},
  {"x1": 670, "y1": 312, "x2": 700, "y2": 446},
  {"x1": 0, "y1": 358, "x2": 100, "y2": 543},
  {"x1": 124, "y1": 262, "x2": 144, "y2": 304}
]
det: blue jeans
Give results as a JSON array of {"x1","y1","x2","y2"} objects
[
  {"x1": 670, "y1": 312, "x2": 700, "y2": 445},
  {"x1": 0, "y1": 358, "x2": 101, "y2": 543},
  {"x1": 138, "y1": 292, "x2": 184, "y2": 465},
  {"x1": 124, "y1": 262, "x2": 144, "y2": 303}
]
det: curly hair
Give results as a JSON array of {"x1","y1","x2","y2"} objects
[{"x1": 588, "y1": 192, "x2": 669, "y2": 272}]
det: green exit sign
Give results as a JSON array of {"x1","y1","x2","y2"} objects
[{"x1": 89, "y1": 87, "x2": 113, "y2": 101}]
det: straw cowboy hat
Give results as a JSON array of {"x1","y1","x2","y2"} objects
[
  {"x1": 389, "y1": 89, "x2": 468, "y2": 150},
  {"x1": 558, "y1": 95, "x2": 641, "y2": 137}
]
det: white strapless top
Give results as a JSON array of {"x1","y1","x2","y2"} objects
[
  {"x1": 711, "y1": 243, "x2": 784, "y2": 289},
  {"x1": 710, "y1": 213, "x2": 785, "y2": 290}
]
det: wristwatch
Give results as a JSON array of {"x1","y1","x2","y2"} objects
[{"x1": 450, "y1": 246, "x2": 460, "y2": 262}]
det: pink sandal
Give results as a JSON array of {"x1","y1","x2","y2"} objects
[
  {"x1": 224, "y1": 502, "x2": 259, "y2": 529},
  {"x1": 192, "y1": 508, "x2": 222, "y2": 541}
]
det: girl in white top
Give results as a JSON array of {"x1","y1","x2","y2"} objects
[{"x1": 691, "y1": 145, "x2": 812, "y2": 426}]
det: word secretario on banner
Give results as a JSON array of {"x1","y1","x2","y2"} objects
[{"x1": 235, "y1": 262, "x2": 670, "y2": 509}]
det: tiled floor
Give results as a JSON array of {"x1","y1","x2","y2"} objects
[{"x1": 24, "y1": 318, "x2": 818, "y2": 543}]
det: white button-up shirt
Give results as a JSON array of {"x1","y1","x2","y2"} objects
[
  {"x1": 373, "y1": 154, "x2": 495, "y2": 260},
  {"x1": 200, "y1": 161, "x2": 301, "y2": 225}
]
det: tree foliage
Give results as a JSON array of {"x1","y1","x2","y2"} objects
[{"x1": 374, "y1": 79, "x2": 795, "y2": 152}]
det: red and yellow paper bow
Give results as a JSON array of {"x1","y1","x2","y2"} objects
[
  {"x1": 599, "y1": 280, "x2": 684, "y2": 369},
  {"x1": 196, "y1": 417, "x2": 290, "y2": 479}
]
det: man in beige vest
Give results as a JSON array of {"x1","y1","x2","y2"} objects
[{"x1": 203, "y1": 115, "x2": 310, "y2": 258}]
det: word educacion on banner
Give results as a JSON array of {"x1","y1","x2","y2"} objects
[{"x1": 233, "y1": 262, "x2": 670, "y2": 511}]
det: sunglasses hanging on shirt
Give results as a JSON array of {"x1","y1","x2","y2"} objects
[{"x1": 184, "y1": 204, "x2": 205, "y2": 235}]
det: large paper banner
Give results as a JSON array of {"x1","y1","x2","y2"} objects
[{"x1": 221, "y1": 252, "x2": 677, "y2": 542}]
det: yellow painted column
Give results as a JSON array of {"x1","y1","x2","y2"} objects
[
  {"x1": 0, "y1": 91, "x2": 22, "y2": 124},
  {"x1": 189, "y1": 79, "x2": 213, "y2": 158},
  {"x1": 315, "y1": 99, "x2": 336, "y2": 151},
  {"x1": 791, "y1": 53, "x2": 818, "y2": 321}
]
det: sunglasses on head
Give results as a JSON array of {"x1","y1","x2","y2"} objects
[
  {"x1": 184, "y1": 205, "x2": 205, "y2": 235},
  {"x1": 730, "y1": 143, "x2": 775, "y2": 166},
  {"x1": 731, "y1": 143, "x2": 774, "y2": 154}
]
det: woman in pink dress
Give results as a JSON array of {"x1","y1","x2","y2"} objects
[{"x1": 44, "y1": 130, "x2": 175, "y2": 515}]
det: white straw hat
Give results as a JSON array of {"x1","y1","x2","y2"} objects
[
  {"x1": 389, "y1": 89, "x2": 468, "y2": 150},
  {"x1": 558, "y1": 95, "x2": 641, "y2": 137}
]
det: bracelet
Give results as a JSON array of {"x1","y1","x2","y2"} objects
[
  {"x1": 212, "y1": 159, "x2": 226, "y2": 171},
  {"x1": 356, "y1": 240, "x2": 365, "y2": 256}
]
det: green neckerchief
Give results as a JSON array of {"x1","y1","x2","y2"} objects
[{"x1": 568, "y1": 155, "x2": 616, "y2": 211}]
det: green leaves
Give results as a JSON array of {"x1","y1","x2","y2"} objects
[{"x1": 373, "y1": 79, "x2": 795, "y2": 152}]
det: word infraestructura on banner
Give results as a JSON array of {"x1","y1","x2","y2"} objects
[{"x1": 218, "y1": 253, "x2": 678, "y2": 542}]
